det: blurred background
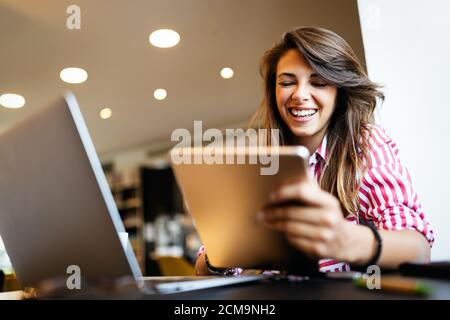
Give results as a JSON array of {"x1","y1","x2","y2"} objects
[{"x1": 0, "y1": 0, "x2": 448, "y2": 283}]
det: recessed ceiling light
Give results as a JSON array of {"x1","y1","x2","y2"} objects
[
  {"x1": 100, "y1": 108, "x2": 112, "y2": 119},
  {"x1": 149, "y1": 29, "x2": 180, "y2": 48},
  {"x1": 154, "y1": 89, "x2": 167, "y2": 100},
  {"x1": 60, "y1": 67, "x2": 88, "y2": 84},
  {"x1": 0, "y1": 93, "x2": 25, "y2": 109},
  {"x1": 220, "y1": 67, "x2": 234, "y2": 79}
]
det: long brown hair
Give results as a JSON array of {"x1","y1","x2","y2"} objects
[{"x1": 250, "y1": 26, "x2": 384, "y2": 216}]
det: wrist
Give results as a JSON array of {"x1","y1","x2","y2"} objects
[
  {"x1": 204, "y1": 253, "x2": 243, "y2": 276},
  {"x1": 204, "y1": 253, "x2": 227, "y2": 275},
  {"x1": 344, "y1": 223, "x2": 377, "y2": 266},
  {"x1": 195, "y1": 252, "x2": 212, "y2": 276}
]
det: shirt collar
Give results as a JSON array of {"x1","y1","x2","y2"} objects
[
  {"x1": 308, "y1": 134, "x2": 328, "y2": 168},
  {"x1": 314, "y1": 134, "x2": 328, "y2": 161}
]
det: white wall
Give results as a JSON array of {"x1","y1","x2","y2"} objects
[{"x1": 358, "y1": 0, "x2": 450, "y2": 260}]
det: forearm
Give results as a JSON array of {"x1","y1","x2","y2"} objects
[{"x1": 348, "y1": 225, "x2": 431, "y2": 270}]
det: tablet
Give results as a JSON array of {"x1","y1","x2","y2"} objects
[{"x1": 170, "y1": 146, "x2": 319, "y2": 273}]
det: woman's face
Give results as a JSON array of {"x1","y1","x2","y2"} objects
[{"x1": 276, "y1": 49, "x2": 337, "y2": 147}]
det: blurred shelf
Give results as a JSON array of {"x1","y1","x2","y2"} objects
[
  {"x1": 103, "y1": 166, "x2": 146, "y2": 273},
  {"x1": 117, "y1": 198, "x2": 142, "y2": 211},
  {"x1": 123, "y1": 216, "x2": 143, "y2": 229},
  {"x1": 111, "y1": 185, "x2": 139, "y2": 194},
  {"x1": 103, "y1": 165, "x2": 199, "y2": 276}
]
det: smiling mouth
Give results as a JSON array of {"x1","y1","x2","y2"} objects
[{"x1": 288, "y1": 108, "x2": 318, "y2": 118}]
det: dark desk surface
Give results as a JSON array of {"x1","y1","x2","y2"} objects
[
  {"x1": 147, "y1": 276, "x2": 450, "y2": 300},
  {"x1": 2, "y1": 275, "x2": 449, "y2": 300}
]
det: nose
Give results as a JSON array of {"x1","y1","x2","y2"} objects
[{"x1": 291, "y1": 82, "x2": 311, "y2": 103}]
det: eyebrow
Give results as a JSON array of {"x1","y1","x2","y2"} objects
[{"x1": 277, "y1": 72, "x2": 320, "y2": 78}]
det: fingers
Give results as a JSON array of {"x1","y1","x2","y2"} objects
[
  {"x1": 262, "y1": 218, "x2": 319, "y2": 240},
  {"x1": 285, "y1": 235, "x2": 328, "y2": 258},
  {"x1": 259, "y1": 206, "x2": 344, "y2": 260},
  {"x1": 269, "y1": 181, "x2": 339, "y2": 209},
  {"x1": 261, "y1": 181, "x2": 347, "y2": 261},
  {"x1": 262, "y1": 213, "x2": 337, "y2": 244},
  {"x1": 260, "y1": 211, "x2": 317, "y2": 251},
  {"x1": 261, "y1": 206, "x2": 341, "y2": 228}
]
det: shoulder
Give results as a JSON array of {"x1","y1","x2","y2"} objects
[
  {"x1": 365, "y1": 124, "x2": 394, "y2": 147},
  {"x1": 363, "y1": 124, "x2": 401, "y2": 168}
]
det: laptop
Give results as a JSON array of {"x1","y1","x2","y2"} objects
[{"x1": 0, "y1": 92, "x2": 261, "y2": 297}]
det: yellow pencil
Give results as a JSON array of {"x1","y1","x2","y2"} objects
[{"x1": 354, "y1": 276, "x2": 431, "y2": 296}]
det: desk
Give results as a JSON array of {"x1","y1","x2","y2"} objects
[
  {"x1": 1, "y1": 276, "x2": 449, "y2": 300},
  {"x1": 147, "y1": 276, "x2": 450, "y2": 300}
]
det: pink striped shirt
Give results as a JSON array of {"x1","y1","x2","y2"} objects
[{"x1": 316, "y1": 125, "x2": 434, "y2": 273}]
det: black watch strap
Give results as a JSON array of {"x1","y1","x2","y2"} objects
[
  {"x1": 364, "y1": 221, "x2": 382, "y2": 266},
  {"x1": 352, "y1": 219, "x2": 382, "y2": 272}
]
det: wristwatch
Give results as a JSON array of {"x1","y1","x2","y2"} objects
[{"x1": 352, "y1": 219, "x2": 382, "y2": 272}]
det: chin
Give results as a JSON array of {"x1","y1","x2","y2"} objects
[{"x1": 289, "y1": 126, "x2": 318, "y2": 139}]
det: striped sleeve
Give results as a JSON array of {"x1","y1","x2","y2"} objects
[{"x1": 358, "y1": 125, "x2": 434, "y2": 247}]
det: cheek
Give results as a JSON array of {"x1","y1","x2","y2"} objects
[
  {"x1": 275, "y1": 89, "x2": 287, "y2": 113},
  {"x1": 317, "y1": 90, "x2": 337, "y2": 116}
]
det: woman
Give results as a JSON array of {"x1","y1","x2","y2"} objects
[{"x1": 196, "y1": 26, "x2": 434, "y2": 275}]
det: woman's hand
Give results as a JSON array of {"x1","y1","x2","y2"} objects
[
  {"x1": 259, "y1": 180, "x2": 374, "y2": 264},
  {"x1": 195, "y1": 251, "x2": 213, "y2": 276}
]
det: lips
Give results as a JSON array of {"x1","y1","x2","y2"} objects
[{"x1": 287, "y1": 107, "x2": 318, "y2": 120}]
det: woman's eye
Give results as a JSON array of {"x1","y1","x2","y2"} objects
[
  {"x1": 312, "y1": 83, "x2": 327, "y2": 88},
  {"x1": 278, "y1": 82, "x2": 295, "y2": 87}
]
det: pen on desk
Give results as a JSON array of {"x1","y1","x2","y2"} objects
[{"x1": 354, "y1": 276, "x2": 432, "y2": 296}]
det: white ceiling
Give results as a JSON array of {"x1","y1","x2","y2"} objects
[{"x1": 0, "y1": 0, "x2": 365, "y2": 155}]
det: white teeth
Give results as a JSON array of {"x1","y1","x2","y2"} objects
[{"x1": 290, "y1": 109, "x2": 317, "y2": 117}]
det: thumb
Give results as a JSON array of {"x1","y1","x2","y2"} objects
[{"x1": 269, "y1": 180, "x2": 338, "y2": 208}]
